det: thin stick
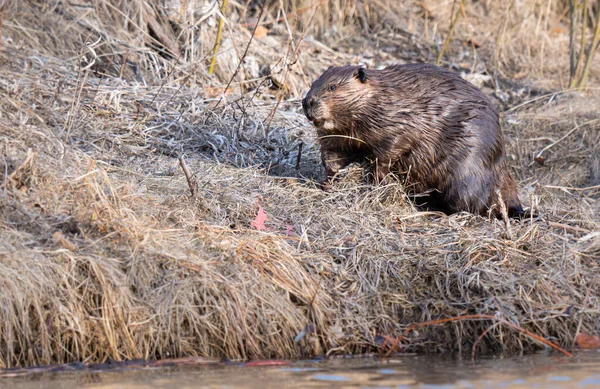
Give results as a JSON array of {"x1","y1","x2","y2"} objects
[
  {"x1": 471, "y1": 323, "x2": 498, "y2": 361},
  {"x1": 397, "y1": 212, "x2": 448, "y2": 221},
  {"x1": 295, "y1": 141, "x2": 303, "y2": 171},
  {"x1": 318, "y1": 134, "x2": 368, "y2": 144},
  {"x1": 496, "y1": 189, "x2": 512, "y2": 239},
  {"x1": 150, "y1": 50, "x2": 185, "y2": 106},
  {"x1": 577, "y1": 3, "x2": 600, "y2": 88},
  {"x1": 265, "y1": 1, "x2": 319, "y2": 133},
  {"x1": 178, "y1": 156, "x2": 197, "y2": 197},
  {"x1": 502, "y1": 89, "x2": 600, "y2": 108},
  {"x1": 64, "y1": 69, "x2": 90, "y2": 138},
  {"x1": 213, "y1": 0, "x2": 267, "y2": 109},
  {"x1": 0, "y1": 1, "x2": 5, "y2": 54},
  {"x1": 209, "y1": 0, "x2": 228, "y2": 75},
  {"x1": 534, "y1": 118, "x2": 599, "y2": 159},
  {"x1": 436, "y1": 0, "x2": 463, "y2": 66},
  {"x1": 505, "y1": 90, "x2": 581, "y2": 113},
  {"x1": 494, "y1": 0, "x2": 514, "y2": 69},
  {"x1": 544, "y1": 184, "x2": 600, "y2": 192},
  {"x1": 568, "y1": 0, "x2": 577, "y2": 87},
  {"x1": 243, "y1": 0, "x2": 327, "y2": 27},
  {"x1": 548, "y1": 221, "x2": 590, "y2": 234},
  {"x1": 384, "y1": 314, "x2": 573, "y2": 358},
  {"x1": 570, "y1": 0, "x2": 588, "y2": 88},
  {"x1": 265, "y1": 40, "x2": 294, "y2": 134}
]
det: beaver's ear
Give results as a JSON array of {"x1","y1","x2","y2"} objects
[{"x1": 355, "y1": 67, "x2": 367, "y2": 83}]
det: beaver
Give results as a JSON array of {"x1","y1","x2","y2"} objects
[{"x1": 302, "y1": 63, "x2": 525, "y2": 218}]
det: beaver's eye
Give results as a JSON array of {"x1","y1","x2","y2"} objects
[{"x1": 328, "y1": 85, "x2": 336, "y2": 92}]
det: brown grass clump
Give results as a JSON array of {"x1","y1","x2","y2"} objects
[{"x1": 0, "y1": 0, "x2": 599, "y2": 369}]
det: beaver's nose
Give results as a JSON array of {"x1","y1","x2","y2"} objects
[
  {"x1": 302, "y1": 97, "x2": 311, "y2": 112},
  {"x1": 302, "y1": 97, "x2": 315, "y2": 115}
]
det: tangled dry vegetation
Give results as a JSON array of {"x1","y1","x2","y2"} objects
[{"x1": 0, "y1": 0, "x2": 599, "y2": 368}]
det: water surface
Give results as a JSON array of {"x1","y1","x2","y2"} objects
[{"x1": 4, "y1": 352, "x2": 600, "y2": 388}]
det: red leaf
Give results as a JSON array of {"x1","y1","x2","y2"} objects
[
  {"x1": 251, "y1": 205, "x2": 268, "y2": 231},
  {"x1": 243, "y1": 359, "x2": 291, "y2": 367},
  {"x1": 576, "y1": 333, "x2": 600, "y2": 349}
]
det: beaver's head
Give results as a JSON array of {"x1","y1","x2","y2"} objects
[{"x1": 302, "y1": 65, "x2": 370, "y2": 131}]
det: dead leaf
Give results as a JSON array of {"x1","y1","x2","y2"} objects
[
  {"x1": 52, "y1": 231, "x2": 77, "y2": 252},
  {"x1": 253, "y1": 25, "x2": 269, "y2": 39},
  {"x1": 285, "y1": 224, "x2": 293, "y2": 236},
  {"x1": 251, "y1": 205, "x2": 268, "y2": 231},
  {"x1": 576, "y1": 333, "x2": 600, "y2": 349}
]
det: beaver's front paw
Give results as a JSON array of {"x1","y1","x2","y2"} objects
[{"x1": 319, "y1": 179, "x2": 333, "y2": 192}]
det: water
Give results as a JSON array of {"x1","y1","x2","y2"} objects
[{"x1": 3, "y1": 352, "x2": 600, "y2": 389}]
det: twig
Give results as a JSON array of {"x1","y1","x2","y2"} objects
[
  {"x1": 213, "y1": 0, "x2": 267, "y2": 109},
  {"x1": 570, "y1": 0, "x2": 588, "y2": 88},
  {"x1": 548, "y1": 221, "x2": 590, "y2": 234},
  {"x1": 65, "y1": 55, "x2": 91, "y2": 137},
  {"x1": 383, "y1": 314, "x2": 573, "y2": 358},
  {"x1": 577, "y1": 2, "x2": 600, "y2": 88},
  {"x1": 178, "y1": 156, "x2": 197, "y2": 197},
  {"x1": 544, "y1": 184, "x2": 600, "y2": 192},
  {"x1": 471, "y1": 323, "x2": 499, "y2": 361},
  {"x1": 150, "y1": 52, "x2": 184, "y2": 106},
  {"x1": 318, "y1": 134, "x2": 368, "y2": 145},
  {"x1": 295, "y1": 141, "x2": 303, "y2": 171},
  {"x1": 264, "y1": 40, "x2": 294, "y2": 134},
  {"x1": 209, "y1": 0, "x2": 228, "y2": 75},
  {"x1": 244, "y1": 0, "x2": 327, "y2": 27},
  {"x1": 506, "y1": 90, "x2": 578, "y2": 113},
  {"x1": 8, "y1": 148, "x2": 36, "y2": 183},
  {"x1": 2, "y1": 153, "x2": 8, "y2": 194},
  {"x1": 264, "y1": 1, "x2": 319, "y2": 133},
  {"x1": 494, "y1": 0, "x2": 515, "y2": 69},
  {"x1": 436, "y1": 0, "x2": 464, "y2": 66},
  {"x1": 0, "y1": 2, "x2": 5, "y2": 54},
  {"x1": 568, "y1": 0, "x2": 577, "y2": 87},
  {"x1": 397, "y1": 212, "x2": 448, "y2": 221},
  {"x1": 534, "y1": 118, "x2": 600, "y2": 159},
  {"x1": 496, "y1": 189, "x2": 512, "y2": 239}
]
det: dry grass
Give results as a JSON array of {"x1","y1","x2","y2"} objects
[{"x1": 0, "y1": 0, "x2": 599, "y2": 369}]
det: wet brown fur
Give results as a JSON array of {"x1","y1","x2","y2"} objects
[{"x1": 302, "y1": 63, "x2": 525, "y2": 217}]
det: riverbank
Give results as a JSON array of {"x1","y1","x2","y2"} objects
[{"x1": 1, "y1": 0, "x2": 599, "y2": 368}]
